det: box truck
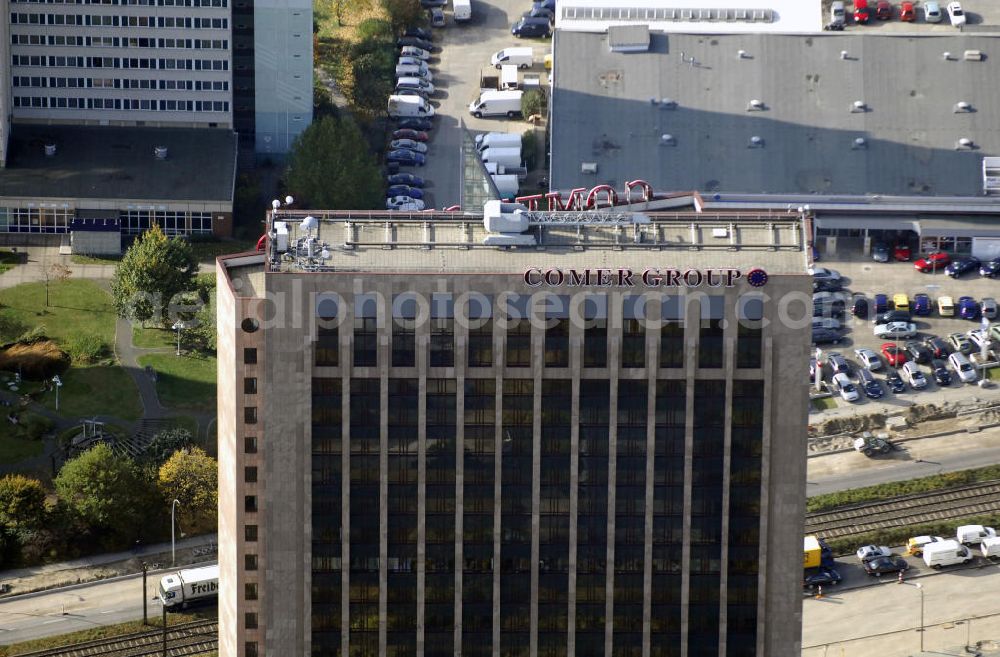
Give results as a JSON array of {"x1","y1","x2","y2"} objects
[
  {"x1": 803, "y1": 536, "x2": 834, "y2": 569},
  {"x1": 475, "y1": 132, "x2": 522, "y2": 152},
  {"x1": 454, "y1": 0, "x2": 472, "y2": 21},
  {"x1": 492, "y1": 174, "x2": 520, "y2": 200},
  {"x1": 480, "y1": 146, "x2": 522, "y2": 168},
  {"x1": 388, "y1": 95, "x2": 435, "y2": 118},
  {"x1": 922, "y1": 540, "x2": 974, "y2": 569},
  {"x1": 158, "y1": 564, "x2": 219, "y2": 610},
  {"x1": 468, "y1": 89, "x2": 523, "y2": 119},
  {"x1": 491, "y1": 47, "x2": 533, "y2": 69},
  {"x1": 483, "y1": 161, "x2": 528, "y2": 180}
]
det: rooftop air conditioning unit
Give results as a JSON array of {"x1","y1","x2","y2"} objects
[
  {"x1": 956, "y1": 137, "x2": 975, "y2": 150},
  {"x1": 954, "y1": 101, "x2": 973, "y2": 113},
  {"x1": 964, "y1": 50, "x2": 984, "y2": 61},
  {"x1": 852, "y1": 137, "x2": 867, "y2": 149},
  {"x1": 154, "y1": 146, "x2": 168, "y2": 159},
  {"x1": 851, "y1": 100, "x2": 866, "y2": 113},
  {"x1": 581, "y1": 162, "x2": 598, "y2": 174},
  {"x1": 659, "y1": 134, "x2": 676, "y2": 146},
  {"x1": 44, "y1": 143, "x2": 56, "y2": 157},
  {"x1": 748, "y1": 136, "x2": 764, "y2": 148},
  {"x1": 746, "y1": 99, "x2": 765, "y2": 111}
]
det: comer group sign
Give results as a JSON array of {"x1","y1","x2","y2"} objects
[{"x1": 523, "y1": 267, "x2": 769, "y2": 288}]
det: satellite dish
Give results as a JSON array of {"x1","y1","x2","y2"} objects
[
  {"x1": 301, "y1": 215, "x2": 318, "y2": 231},
  {"x1": 285, "y1": 195, "x2": 294, "y2": 205},
  {"x1": 271, "y1": 199, "x2": 281, "y2": 210}
]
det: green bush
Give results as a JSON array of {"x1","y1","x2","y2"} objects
[
  {"x1": 65, "y1": 334, "x2": 109, "y2": 364},
  {"x1": 522, "y1": 130, "x2": 539, "y2": 171},
  {"x1": 824, "y1": 513, "x2": 1000, "y2": 556},
  {"x1": 16, "y1": 326, "x2": 47, "y2": 344},
  {"x1": 10, "y1": 411, "x2": 55, "y2": 441},
  {"x1": 357, "y1": 18, "x2": 394, "y2": 41},
  {"x1": 381, "y1": 0, "x2": 424, "y2": 33},
  {"x1": 521, "y1": 89, "x2": 546, "y2": 118}
]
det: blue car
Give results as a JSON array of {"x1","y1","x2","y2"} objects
[
  {"x1": 386, "y1": 185, "x2": 423, "y2": 199},
  {"x1": 386, "y1": 173, "x2": 425, "y2": 187},
  {"x1": 912, "y1": 293, "x2": 932, "y2": 316},
  {"x1": 386, "y1": 149, "x2": 426, "y2": 167},
  {"x1": 980, "y1": 257, "x2": 1000, "y2": 278},
  {"x1": 958, "y1": 296, "x2": 980, "y2": 320},
  {"x1": 946, "y1": 256, "x2": 980, "y2": 278},
  {"x1": 885, "y1": 370, "x2": 906, "y2": 393},
  {"x1": 873, "y1": 293, "x2": 889, "y2": 314}
]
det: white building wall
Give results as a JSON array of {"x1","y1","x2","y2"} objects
[
  {"x1": 9, "y1": 0, "x2": 232, "y2": 127},
  {"x1": 252, "y1": 0, "x2": 311, "y2": 155}
]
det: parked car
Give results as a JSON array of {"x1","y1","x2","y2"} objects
[
  {"x1": 812, "y1": 327, "x2": 843, "y2": 345},
  {"x1": 904, "y1": 341, "x2": 933, "y2": 364},
  {"x1": 853, "y1": 0, "x2": 871, "y2": 23},
  {"x1": 924, "y1": 336, "x2": 950, "y2": 358},
  {"x1": 389, "y1": 139, "x2": 428, "y2": 153},
  {"x1": 885, "y1": 369, "x2": 906, "y2": 393},
  {"x1": 906, "y1": 535, "x2": 945, "y2": 556},
  {"x1": 980, "y1": 257, "x2": 1000, "y2": 278},
  {"x1": 924, "y1": 0, "x2": 943, "y2": 22},
  {"x1": 881, "y1": 343, "x2": 907, "y2": 367},
  {"x1": 856, "y1": 369, "x2": 884, "y2": 399},
  {"x1": 877, "y1": 321, "x2": 916, "y2": 341},
  {"x1": 811, "y1": 267, "x2": 842, "y2": 282},
  {"x1": 535, "y1": 0, "x2": 555, "y2": 9},
  {"x1": 947, "y1": 1, "x2": 966, "y2": 26},
  {"x1": 827, "y1": 352, "x2": 850, "y2": 374},
  {"x1": 871, "y1": 242, "x2": 890, "y2": 262},
  {"x1": 946, "y1": 256, "x2": 981, "y2": 278},
  {"x1": 812, "y1": 317, "x2": 842, "y2": 331},
  {"x1": 894, "y1": 242, "x2": 912, "y2": 261},
  {"x1": 856, "y1": 544, "x2": 892, "y2": 562},
  {"x1": 814, "y1": 303, "x2": 845, "y2": 319},
  {"x1": 522, "y1": 6, "x2": 555, "y2": 21},
  {"x1": 875, "y1": 0, "x2": 891, "y2": 19},
  {"x1": 968, "y1": 328, "x2": 992, "y2": 351},
  {"x1": 804, "y1": 566, "x2": 842, "y2": 589},
  {"x1": 915, "y1": 251, "x2": 950, "y2": 272},
  {"x1": 854, "y1": 348, "x2": 882, "y2": 370},
  {"x1": 419, "y1": 0, "x2": 446, "y2": 6},
  {"x1": 874, "y1": 310, "x2": 912, "y2": 325},
  {"x1": 429, "y1": 7, "x2": 446, "y2": 27},
  {"x1": 393, "y1": 88, "x2": 431, "y2": 102},
  {"x1": 397, "y1": 56, "x2": 431, "y2": 71},
  {"x1": 863, "y1": 556, "x2": 910, "y2": 577},
  {"x1": 958, "y1": 296, "x2": 980, "y2": 320},
  {"x1": 386, "y1": 149, "x2": 426, "y2": 166},
  {"x1": 511, "y1": 15, "x2": 552, "y2": 37},
  {"x1": 832, "y1": 372, "x2": 860, "y2": 402},
  {"x1": 948, "y1": 332, "x2": 973, "y2": 354},
  {"x1": 899, "y1": 1, "x2": 916, "y2": 21},
  {"x1": 830, "y1": 0, "x2": 846, "y2": 25},
  {"x1": 403, "y1": 26, "x2": 433, "y2": 40},
  {"x1": 398, "y1": 36, "x2": 434, "y2": 51},
  {"x1": 386, "y1": 195, "x2": 426, "y2": 211},
  {"x1": 392, "y1": 128, "x2": 429, "y2": 142},
  {"x1": 874, "y1": 293, "x2": 889, "y2": 314},
  {"x1": 814, "y1": 291, "x2": 850, "y2": 306},
  {"x1": 813, "y1": 278, "x2": 845, "y2": 293},
  {"x1": 396, "y1": 77, "x2": 435, "y2": 95},
  {"x1": 901, "y1": 361, "x2": 928, "y2": 389},
  {"x1": 913, "y1": 293, "x2": 932, "y2": 316},
  {"x1": 395, "y1": 117, "x2": 434, "y2": 131},
  {"x1": 386, "y1": 172, "x2": 425, "y2": 187},
  {"x1": 982, "y1": 297, "x2": 998, "y2": 319},
  {"x1": 938, "y1": 295, "x2": 955, "y2": 317},
  {"x1": 930, "y1": 359, "x2": 952, "y2": 386},
  {"x1": 400, "y1": 46, "x2": 431, "y2": 60},
  {"x1": 949, "y1": 352, "x2": 978, "y2": 383},
  {"x1": 892, "y1": 293, "x2": 910, "y2": 312},
  {"x1": 386, "y1": 185, "x2": 424, "y2": 199}
]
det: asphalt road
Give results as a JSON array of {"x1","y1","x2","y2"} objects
[{"x1": 0, "y1": 574, "x2": 158, "y2": 645}]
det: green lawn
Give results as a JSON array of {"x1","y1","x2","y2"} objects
[
  {"x1": 132, "y1": 325, "x2": 178, "y2": 350},
  {"x1": 811, "y1": 396, "x2": 837, "y2": 411},
  {"x1": 37, "y1": 365, "x2": 142, "y2": 421},
  {"x1": 0, "y1": 280, "x2": 115, "y2": 345},
  {"x1": 138, "y1": 352, "x2": 216, "y2": 411},
  {"x1": 0, "y1": 435, "x2": 45, "y2": 464}
]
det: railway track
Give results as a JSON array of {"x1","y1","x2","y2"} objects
[
  {"x1": 16, "y1": 619, "x2": 218, "y2": 657},
  {"x1": 805, "y1": 480, "x2": 1000, "y2": 541}
]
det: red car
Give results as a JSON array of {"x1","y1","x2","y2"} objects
[
  {"x1": 881, "y1": 343, "x2": 907, "y2": 367},
  {"x1": 392, "y1": 129, "x2": 429, "y2": 142},
  {"x1": 914, "y1": 251, "x2": 951, "y2": 272},
  {"x1": 899, "y1": 0, "x2": 915, "y2": 20},
  {"x1": 875, "y1": 0, "x2": 891, "y2": 19},
  {"x1": 894, "y1": 243, "x2": 911, "y2": 261},
  {"x1": 854, "y1": 0, "x2": 871, "y2": 23}
]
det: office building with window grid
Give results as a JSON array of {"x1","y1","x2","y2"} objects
[{"x1": 217, "y1": 203, "x2": 811, "y2": 657}]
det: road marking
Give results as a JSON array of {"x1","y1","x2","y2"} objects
[
  {"x1": 99, "y1": 610, "x2": 114, "y2": 614},
  {"x1": 41, "y1": 619, "x2": 62, "y2": 625}
]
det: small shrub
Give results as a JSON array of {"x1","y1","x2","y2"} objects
[
  {"x1": 16, "y1": 326, "x2": 47, "y2": 344},
  {"x1": 66, "y1": 334, "x2": 109, "y2": 364},
  {"x1": 521, "y1": 89, "x2": 546, "y2": 118}
]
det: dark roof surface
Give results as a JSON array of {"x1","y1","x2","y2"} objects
[{"x1": 0, "y1": 125, "x2": 236, "y2": 202}]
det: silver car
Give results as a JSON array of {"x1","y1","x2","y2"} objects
[
  {"x1": 874, "y1": 322, "x2": 917, "y2": 339},
  {"x1": 924, "y1": 0, "x2": 942, "y2": 22},
  {"x1": 854, "y1": 348, "x2": 882, "y2": 371}
]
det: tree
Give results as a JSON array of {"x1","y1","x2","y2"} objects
[
  {"x1": 157, "y1": 447, "x2": 218, "y2": 536},
  {"x1": 0, "y1": 475, "x2": 46, "y2": 530},
  {"x1": 54, "y1": 444, "x2": 154, "y2": 543},
  {"x1": 381, "y1": 0, "x2": 424, "y2": 33},
  {"x1": 350, "y1": 51, "x2": 396, "y2": 118},
  {"x1": 143, "y1": 428, "x2": 196, "y2": 469},
  {"x1": 285, "y1": 115, "x2": 385, "y2": 210},
  {"x1": 111, "y1": 225, "x2": 197, "y2": 325},
  {"x1": 521, "y1": 89, "x2": 546, "y2": 119},
  {"x1": 334, "y1": 0, "x2": 371, "y2": 26}
]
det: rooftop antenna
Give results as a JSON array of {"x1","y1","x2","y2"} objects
[{"x1": 301, "y1": 215, "x2": 318, "y2": 237}]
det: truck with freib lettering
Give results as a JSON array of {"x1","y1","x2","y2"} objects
[{"x1": 158, "y1": 564, "x2": 219, "y2": 610}]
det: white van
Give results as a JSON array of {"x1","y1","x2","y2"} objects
[
  {"x1": 475, "y1": 132, "x2": 522, "y2": 152},
  {"x1": 958, "y1": 524, "x2": 997, "y2": 545},
  {"x1": 480, "y1": 146, "x2": 522, "y2": 168},
  {"x1": 387, "y1": 95, "x2": 434, "y2": 118},
  {"x1": 453, "y1": 0, "x2": 472, "y2": 21},
  {"x1": 949, "y1": 351, "x2": 978, "y2": 383},
  {"x1": 468, "y1": 89, "x2": 523, "y2": 118},
  {"x1": 901, "y1": 361, "x2": 927, "y2": 389},
  {"x1": 922, "y1": 539, "x2": 974, "y2": 568},
  {"x1": 981, "y1": 536, "x2": 1000, "y2": 559},
  {"x1": 491, "y1": 47, "x2": 533, "y2": 69},
  {"x1": 500, "y1": 65, "x2": 519, "y2": 90}
]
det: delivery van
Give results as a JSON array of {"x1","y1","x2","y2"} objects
[
  {"x1": 453, "y1": 0, "x2": 471, "y2": 21},
  {"x1": 468, "y1": 89, "x2": 523, "y2": 119},
  {"x1": 475, "y1": 132, "x2": 522, "y2": 152},
  {"x1": 388, "y1": 95, "x2": 435, "y2": 118},
  {"x1": 491, "y1": 47, "x2": 533, "y2": 69},
  {"x1": 492, "y1": 173, "x2": 520, "y2": 200},
  {"x1": 957, "y1": 524, "x2": 997, "y2": 545},
  {"x1": 922, "y1": 540, "x2": 974, "y2": 568},
  {"x1": 480, "y1": 146, "x2": 522, "y2": 168},
  {"x1": 981, "y1": 536, "x2": 1000, "y2": 559}
]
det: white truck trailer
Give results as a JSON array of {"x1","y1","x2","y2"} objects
[{"x1": 158, "y1": 564, "x2": 220, "y2": 610}]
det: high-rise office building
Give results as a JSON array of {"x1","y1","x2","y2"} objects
[{"x1": 217, "y1": 202, "x2": 810, "y2": 657}]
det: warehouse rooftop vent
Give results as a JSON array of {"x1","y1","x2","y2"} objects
[
  {"x1": 608, "y1": 24, "x2": 650, "y2": 52},
  {"x1": 851, "y1": 100, "x2": 867, "y2": 113},
  {"x1": 852, "y1": 137, "x2": 867, "y2": 150},
  {"x1": 748, "y1": 136, "x2": 764, "y2": 148},
  {"x1": 581, "y1": 162, "x2": 598, "y2": 174},
  {"x1": 153, "y1": 146, "x2": 168, "y2": 160},
  {"x1": 964, "y1": 50, "x2": 984, "y2": 61},
  {"x1": 954, "y1": 101, "x2": 973, "y2": 113},
  {"x1": 955, "y1": 137, "x2": 975, "y2": 150},
  {"x1": 659, "y1": 134, "x2": 676, "y2": 146},
  {"x1": 746, "y1": 99, "x2": 765, "y2": 111}
]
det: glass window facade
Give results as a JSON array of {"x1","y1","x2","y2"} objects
[
  {"x1": 388, "y1": 379, "x2": 418, "y2": 657},
  {"x1": 426, "y1": 379, "x2": 456, "y2": 657},
  {"x1": 312, "y1": 377, "x2": 342, "y2": 656},
  {"x1": 349, "y1": 379, "x2": 380, "y2": 654},
  {"x1": 463, "y1": 378, "x2": 496, "y2": 657},
  {"x1": 500, "y1": 379, "x2": 533, "y2": 657},
  {"x1": 577, "y1": 380, "x2": 609, "y2": 657},
  {"x1": 539, "y1": 380, "x2": 570, "y2": 657}
]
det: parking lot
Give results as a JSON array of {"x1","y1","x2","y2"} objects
[
  {"x1": 401, "y1": 0, "x2": 551, "y2": 209},
  {"x1": 810, "y1": 250, "x2": 1000, "y2": 411},
  {"x1": 820, "y1": 0, "x2": 1000, "y2": 30}
]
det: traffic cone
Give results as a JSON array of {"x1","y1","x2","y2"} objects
[{"x1": 816, "y1": 585, "x2": 823, "y2": 599}]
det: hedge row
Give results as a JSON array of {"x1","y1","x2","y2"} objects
[{"x1": 824, "y1": 513, "x2": 1000, "y2": 556}]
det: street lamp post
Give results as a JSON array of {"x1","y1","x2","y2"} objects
[
  {"x1": 171, "y1": 320, "x2": 184, "y2": 356},
  {"x1": 171, "y1": 499, "x2": 181, "y2": 567},
  {"x1": 141, "y1": 561, "x2": 149, "y2": 625},
  {"x1": 51, "y1": 375, "x2": 62, "y2": 410},
  {"x1": 899, "y1": 580, "x2": 925, "y2": 651}
]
